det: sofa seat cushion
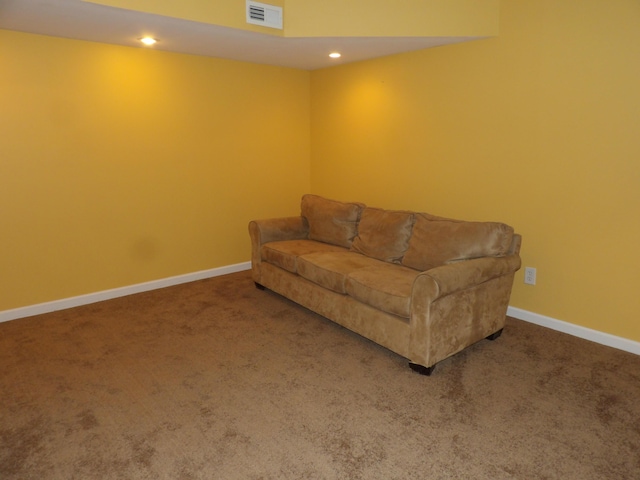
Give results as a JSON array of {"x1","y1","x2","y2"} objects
[
  {"x1": 402, "y1": 214, "x2": 515, "y2": 271},
  {"x1": 350, "y1": 207, "x2": 415, "y2": 263},
  {"x1": 298, "y1": 252, "x2": 387, "y2": 294},
  {"x1": 262, "y1": 240, "x2": 347, "y2": 273},
  {"x1": 346, "y1": 264, "x2": 421, "y2": 318},
  {"x1": 301, "y1": 194, "x2": 365, "y2": 248}
]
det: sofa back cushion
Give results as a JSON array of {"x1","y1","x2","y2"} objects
[
  {"x1": 350, "y1": 208, "x2": 415, "y2": 263},
  {"x1": 301, "y1": 194, "x2": 365, "y2": 248},
  {"x1": 401, "y1": 214, "x2": 514, "y2": 271}
]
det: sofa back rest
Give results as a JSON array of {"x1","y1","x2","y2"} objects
[
  {"x1": 401, "y1": 213, "x2": 515, "y2": 271},
  {"x1": 301, "y1": 194, "x2": 365, "y2": 248},
  {"x1": 350, "y1": 207, "x2": 415, "y2": 263}
]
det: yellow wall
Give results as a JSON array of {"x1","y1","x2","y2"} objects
[
  {"x1": 285, "y1": 0, "x2": 499, "y2": 37},
  {"x1": 87, "y1": 0, "x2": 498, "y2": 38},
  {"x1": 0, "y1": 29, "x2": 310, "y2": 310},
  {"x1": 310, "y1": 0, "x2": 640, "y2": 341}
]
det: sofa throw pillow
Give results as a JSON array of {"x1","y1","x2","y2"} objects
[
  {"x1": 401, "y1": 214, "x2": 514, "y2": 271},
  {"x1": 350, "y1": 208, "x2": 415, "y2": 264},
  {"x1": 301, "y1": 194, "x2": 365, "y2": 248}
]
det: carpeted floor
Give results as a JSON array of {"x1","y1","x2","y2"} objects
[{"x1": 1, "y1": 271, "x2": 639, "y2": 479}]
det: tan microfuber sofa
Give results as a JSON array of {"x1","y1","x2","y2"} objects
[{"x1": 249, "y1": 194, "x2": 522, "y2": 375}]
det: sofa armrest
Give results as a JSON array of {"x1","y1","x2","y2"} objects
[
  {"x1": 249, "y1": 216, "x2": 309, "y2": 245},
  {"x1": 248, "y1": 216, "x2": 309, "y2": 283},
  {"x1": 408, "y1": 254, "x2": 521, "y2": 369},
  {"x1": 415, "y1": 254, "x2": 522, "y2": 300}
]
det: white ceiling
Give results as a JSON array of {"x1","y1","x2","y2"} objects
[{"x1": 0, "y1": 0, "x2": 478, "y2": 70}]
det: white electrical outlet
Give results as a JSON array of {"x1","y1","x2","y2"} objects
[{"x1": 524, "y1": 267, "x2": 537, "y2": 285}]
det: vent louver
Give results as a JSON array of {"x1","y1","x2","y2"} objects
[
  {"x1": 246, "y1": 1, "x2": 283, "y2": 30},
  {"x1": 249, "y1": 5, "x2": 265, "y2": 22}
]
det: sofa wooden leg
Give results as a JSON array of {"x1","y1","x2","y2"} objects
[
  {"x1": 254, "y1": 282, "x2": 266, "y2": 291},
  {"x1": 486, "y1": 328, "x2": 503, "y2": 341},
  {"x1": 409, "y1": 363, "x2": 435, "y2": 376}
]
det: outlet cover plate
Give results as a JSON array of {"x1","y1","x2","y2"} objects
[{"x1": 524, "y1": 267, "x2": 537, "y2": 285}]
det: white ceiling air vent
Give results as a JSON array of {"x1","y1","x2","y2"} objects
[{"x1": 246, "y1": 1, "x2": 283, "y2": 30}]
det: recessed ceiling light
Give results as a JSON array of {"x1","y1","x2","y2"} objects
[
  {"x1": 329, "y1": 52, "x2": 341, "y2": 59},
  {"x1": 140, "y1": 37, "x2": 157, "y2": 46}
]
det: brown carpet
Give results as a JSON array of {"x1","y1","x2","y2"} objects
[{"x1": 1, "y1": 271, "x2": 639, "y2": 480}]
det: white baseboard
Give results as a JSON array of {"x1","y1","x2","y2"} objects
[
  {"x1": 508, "y1": 306, "x2": 640, "y2": 356},
  {"x1": 0, "y1": 262, "x2": 251, "y2": 324}
]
